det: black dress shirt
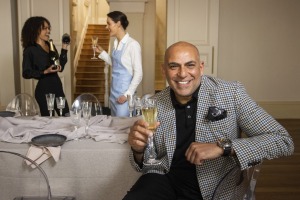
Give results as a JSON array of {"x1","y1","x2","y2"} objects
[
  {"x1": 22, "y1": 42, "x2": 67, "y2": 80},
  {"x1": 167, "y1": 86, "x2": 203, "y2": 199}
]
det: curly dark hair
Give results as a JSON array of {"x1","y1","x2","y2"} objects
[
  {"x1": 107, "y1": 11, "x2": 129, "y2": 30},
  {"x1": 21, "y1": 16, "x2": 51, "y2": 49}
]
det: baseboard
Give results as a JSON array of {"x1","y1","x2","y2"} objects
[{"x1": 258, "y1": 101, "x2": 300, "y2": 119}]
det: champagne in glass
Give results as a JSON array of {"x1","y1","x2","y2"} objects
[
  {"x1": 142, "y1": 97, "x2": 161, "y2": 166},
  {"x1": 91, "y1": 36, "x2": 98, "y2": 59}
]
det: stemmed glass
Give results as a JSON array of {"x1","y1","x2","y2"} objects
[
  {"x1": 135, "y1": 97, "x2": 142, "y2": 116},
  {"x1": 127, "y1": 94, "x2": 135, "y2": 117},
  {"x1": 91, "y1": 36, "x2": 98, "y2": 59},
  {"x1": 45, "y1": 93, "x2": 55, "y2": 118},
  {"x1": 141, "y1": 97, "x2": 161, "y2": 165},
  {"x1": 82, "y1": 101, "x2": 92, "y2": 137},
  {"x1": 56, "y1": 97, "x2": 66, "y2": 116},
  {"x1": 70, "y1": 100, "x2": 81, "y2": 129}
]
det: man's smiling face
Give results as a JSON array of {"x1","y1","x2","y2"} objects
[{"x1": 162, "y1": 42, "x2": 204, "y2": 104}]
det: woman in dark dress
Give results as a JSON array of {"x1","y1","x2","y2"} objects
[{"x1": 21, "y1": 16, "x2": 70, "y2": 116}]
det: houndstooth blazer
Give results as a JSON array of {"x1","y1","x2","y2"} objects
[{"x1": 129, "y1": 75, "x2": 294, "y2": 200}]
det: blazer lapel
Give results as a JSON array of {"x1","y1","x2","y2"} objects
[
  {"x1": 195, "y1": 76, "x2": 217, "y2": 142},
  {"x1": 157, "y1": 89, "x2": 177, "y2": 167}
]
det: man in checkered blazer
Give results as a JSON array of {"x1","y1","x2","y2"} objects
[{"x1": 123, "y1": 41, "x2": 294, "y2": 200}]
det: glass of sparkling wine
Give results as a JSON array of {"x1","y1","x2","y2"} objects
[
  {"x1": 91, "y1": 36, "x2": 98, "y2": 59},
  {"x1": 45, "y1": 93, "x2": 55, "y2": 118},
  {"x1": 142, "y1": 97, "x2": 161, "y2": 165}
]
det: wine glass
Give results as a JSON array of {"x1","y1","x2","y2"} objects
[
  {"x1": 135, "y1": 96, "x2": 142, "y2": 116},
  {"x1": 141, "y1": 96, "x2": 161, "y2": 165},
  {"x1": 127, "y1": 94, "x2": 135, "y2": 117},
  {"x1": 82, "y1": 101, "x2": 92, "y2": 137},
  {"x1": 70, "y1": 108, "x2": 81, "y2": 130},
  {"x1": 45, "y1": 93, "x2": 55, "y2": 118},
  {"x1": 91, "y1": 36, "x2": 98, "y2": 59},
  {"x1": 56, "y1": 97, "x2": 66, "y2": 116}
]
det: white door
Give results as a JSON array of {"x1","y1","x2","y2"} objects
[
  {"x1": 17, "y1": 0, "x2": 72, "y2": 105},
  {"x1": 167, "y1": 0, "x2": 219, "y2": 76}
]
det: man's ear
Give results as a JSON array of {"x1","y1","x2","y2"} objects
[{"x1": 200, "y1": 61, "x2": 205, "y2": 68}]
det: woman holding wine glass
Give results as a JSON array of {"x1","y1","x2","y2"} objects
[
  {"x1": 94, "y1": 11, "x2": 143, "y2": 117},
  {"x1": 21, "y1": 16, "x2": 70, "y2": 116}
]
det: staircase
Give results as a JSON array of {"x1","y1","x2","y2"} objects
[{"x1": 74, "y1": 24, "x2": 110, "y2": 105}]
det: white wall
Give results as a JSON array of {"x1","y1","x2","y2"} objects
[
  {"x1": 1, "y1": 0, "x2": 299, "y2": 118},
  {"x1": 0, "y1": 0, "x2": 16, "y2": 110},
  {"x1": 218, "y1": 0, "x2": 300, "y2": 118}
]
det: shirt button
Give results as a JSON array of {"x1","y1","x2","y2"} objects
[
  {"x1": 187, "y1": 105, "x2": 190, "y2": 109},
  {"x1": 188, "y1": 115, "x2": 191, "y2": 118}
]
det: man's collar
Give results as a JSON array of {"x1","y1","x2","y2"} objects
[{"x1": 170, "y1": 86, "x2": 200, "y2": 107}]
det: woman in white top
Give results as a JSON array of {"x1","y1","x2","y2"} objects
[{"x1": 95, "y1": 11, "x2": 143, "y2": 117}]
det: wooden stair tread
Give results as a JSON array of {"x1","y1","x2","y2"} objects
[{"x1": 74, "y1": 24, "x2": 110, "y2": 103}]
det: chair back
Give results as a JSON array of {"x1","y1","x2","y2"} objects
[
  {"x1": 73, "y1": 93, "x2": 102, "y2": 116},
  {"x1": 6, "y1": 93, "x2": 40, "y2": 116},
  {"x1": 212, "y1": 164, "x2": 262, "y2": 200}
]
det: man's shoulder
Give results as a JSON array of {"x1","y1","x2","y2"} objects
[{"x1": 203, "y1": 75, "x2": 241, "y2": 91}]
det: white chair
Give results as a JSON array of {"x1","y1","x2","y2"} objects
[
  {"x1": 212, "y1": 164, "x2": 262, "y2": 200},
  {"x1": 73, "y1": 93, "x2": 102, "y2": 116},
  {"x1": 6, "y1": 93, "x2": 40, "y2": 116},
  {"x1": 0, "y1": 150, "x2": 76, "y2": 200}
]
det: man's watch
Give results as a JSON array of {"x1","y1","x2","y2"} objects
[{"x1": 217, "y1": 139, "x2": 232, "y2": 156}]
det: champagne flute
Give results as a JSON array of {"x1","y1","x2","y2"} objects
[
  {"x1": 45, "y1": 93, "x2": 55, "y2": 118},
  {"x1": 56, "y1": 97, "x2": 66, "y2": 116},
  {"x1": 142, "y1": 97, "x2": 161, "y2": 165},
  {"x1": 91, "y1": 36, "x2": 98, "y2": 59},
  {"x1": 82, "y1": 101, "x2": 92, "y2": 137},
  {"x1": 127, "y1": 94, "x2": 135, "y2": 117}
]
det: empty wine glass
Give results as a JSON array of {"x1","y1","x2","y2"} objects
[
  {"x1": 135, "y1": 96, "x2": 142, "y2": 116},
  {"x1": 91, "y1": 36, "x2": 98, "y2": 59},
  {"x1": 127, "y1": 94, "x2": 135, "y2": 117},
  {"x1": 142, "y1": 96, "x2": 161, "y2": 166},
  {"x1": 45, "y1": 93, "x2": 55, "y2": 118},
  {"x1": 70, "y1": 108, "x2": 82, "y2": 140},
  {"x1": 82, "y1": 101, "x2": 92, "y2": 137},
  {"x1": 56, "y1": 97, "x2": 66, "y2": 116}
]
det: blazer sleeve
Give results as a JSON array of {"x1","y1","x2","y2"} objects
[{"x1": 232, "y1": 82, "x2": 294, "y2": 170}]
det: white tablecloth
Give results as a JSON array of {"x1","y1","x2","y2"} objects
[
  {"x1": 0, "y1": 115, "x2": 142, "y2": 200},
  {"x1": 0, "y1": 139, "x2": 141, "y2": 200}
]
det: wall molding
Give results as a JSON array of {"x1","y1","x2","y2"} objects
[{"x1": 258, "y1": 101, "x2": 300, "y2": 119}]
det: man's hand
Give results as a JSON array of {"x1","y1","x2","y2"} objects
[
  {"x1": 128, "y1": 120, "x2": 160, "y2": 162},
  {"x1": 185, "y1": 142, "x2": 223, "y2": 165}
]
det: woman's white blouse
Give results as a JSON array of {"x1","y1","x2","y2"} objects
[{"x1": 98, "y1": 33, "x2": 143, "y2": 97}]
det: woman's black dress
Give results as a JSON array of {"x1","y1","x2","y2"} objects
[{"x1": 22, "y1": 42, "x2": 69, "y2": 116}]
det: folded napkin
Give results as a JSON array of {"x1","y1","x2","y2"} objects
[{"x1": 25, "y1": 145, "x2": 61, "y2": 168}]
